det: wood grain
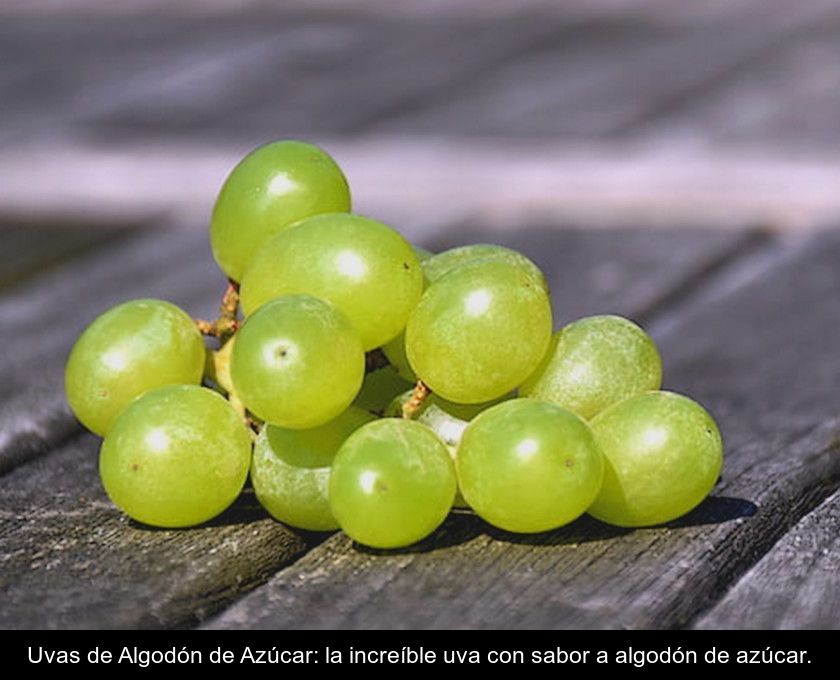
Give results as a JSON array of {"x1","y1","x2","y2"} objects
[{"x1": 695, "y1": 488, "x2": 840, "y2": 630}]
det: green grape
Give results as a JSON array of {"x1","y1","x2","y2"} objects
[
  {"x1": 457, "y1": 399, "x2": 604, "y2": 533},
  {"x1": 588, "y1": 391, "x2": 723, "y2": 527},
  {"x1": 423, "y1": 243, "x2": 548, "y2": 292},
  {"x1": 240, "y1": 213, "x2": 423, "y2": 350},
  {"x1": 330, "y1": 418, "x2": 456, "y2": 548},
  {"x1": 210, "y1": 140, "x2": 351, "y2": 281},
  {"x1": 353, "y1": 365, "x2": 414, "y2": 414},
  {"x1": 521, "y1": 315, "x2": 662, "y2": 420},
  {"x1": 406, "y1": 260, "x2": 552, "y2": 403},
  {"x1": 206, "y1": 335, "x2": 235, "y2": 395},
  {"x1": 413, "y1": 244, "x2": 434, "y2": 262},
  {"x1": 382, "y1": 331, "x2": 416, "y2": 381},
  {"x1": 231, "y1": 295, "x2": 365, "y2": 429},
  {"x1": 386, "y1": 391, "x2": 510, "y2": 509},
  {"x1": 99, "y1": 385, "x2": 252, "y2": 527},
  {"x1": 65, "y1": 299, "x2": 205, "y2": 436},
  {"x1": 251, "y1": 407, "x2": 374, "y2": 531}
]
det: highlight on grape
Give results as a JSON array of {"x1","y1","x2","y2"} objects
[{"x1": 65, "y1": 139, "x2": 724, "y2": 548}]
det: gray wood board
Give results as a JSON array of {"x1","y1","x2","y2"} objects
[
  {"x1": 372, "y1": 1, "x2": 837, "y2": 140},
  {"x1": 0, "y1": 222, "x2": 128, "y2": 293},
  {"x1": 0, "y1": 432, "x2": 312, "y2": 629},
  {"x1": 694, "y1": 487, "x2": 840, "y2": 630},
  {"x1": 9, "y1": 2, "x2": 840, "y2": 146},
  {"x1": 207, "y1": 229, "x2": 840, "y2": 630}
]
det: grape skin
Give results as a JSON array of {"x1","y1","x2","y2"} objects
[
  {"x1": 385, "y1": 391, "x2": 510, "y2": 509},
  {"x1": 210, "y1": 140, "x2": 351, "y2": 281},
  {"x1": 353, "y1": 365, "x2": 414, "y2": 414},
  {"x1": 99, "y1": 385, "x2": 252, "y2": 528},
  {"x1": 65, "y1": 299, "x2": 205, "y2": 436},
  {"x1": 423, "y1": 243, "x2": 548, "y2": 293},
  {"x1": 330, "y1": 418, "x2": 456, "y2": 549},
  {"x1": 588, "y1": 391, "x2": 723, "y2": 527},
  {"x1": 231, "y1": 295, "x2": 365, "y2": 429},
  {"x1": 240, "y1": 213, "x2": 423, "y2": 350},
  {"x1": 406, "y1": 259, "x2": 552, "y2": 403},
  {"x1": 457, "y1": 398, "x2": 604, "y2": 533},
  {"x1": 521, "y1": 315, "x2": 662, "y2": 420},
  {"x1": 252, "y1": 407, "x2": 374, "y2": 531}
]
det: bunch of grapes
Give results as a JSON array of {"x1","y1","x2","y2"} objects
[{"x1": 65, "y1": 140, "x2": 723, "y2": 548}]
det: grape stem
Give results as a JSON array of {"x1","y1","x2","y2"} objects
[
  {"x1": 402, "y1": 380, "x2": 430, "y2": 419},
  {"x1": 195, "y1": 279, "x2": 241, "y2": 341}
]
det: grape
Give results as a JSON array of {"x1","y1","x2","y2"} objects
[
  {"x1": 240, "y1": 213, "x2": 423, "y2": 350},
  {"x1": 413, "y1": 244, "x2": 434, "y2": 262},
  {"x1": 231, "y1": 295, "x2": 365, "y2": 429},
  {"x1": 206, "y1": 336, "x2": 235, "y2": 395},
  {"x1": 521, "y1": 315, "x2": 662, "y2": 420},
  {"x1": 406, "y1": 259, "x2": 552, "y2": 403},
  {"x1": 588, "y1": 391, "x2": 723, "y2": 527},
  {"x1": 353, "y1": 365, "x2": 414, "y2": 414},
  {"x1": 330, "y1": 418, "x2": 456, "y2": 548},
  {"x1": 65, "y1": 299, "x2": 205, "y2": 436},
  {"x1": 210, "y1": 140, "x2": 351, "y2": 281},
  {"x1": 423, "y1": 243, "x2": 548, "y2": 292},
  {"x1": 457, "y1": 399, "x2": 604, "y2": 533},
  {"x1": 386, "y1": 392, "x2": 510, "y2": 509},
  {"x1": 99, "y1": 385, "x2": 252, "y2": 527},
  {"x1": 382, "y1": 331, "x2": 416, "y2": 381},
  {"x1": 251, "y1": 407, "x2": 374, "y2": 531}
]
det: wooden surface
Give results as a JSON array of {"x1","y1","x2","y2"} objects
[{"x1": 2, "y1": 0, "x2": 840, "y2": 630}]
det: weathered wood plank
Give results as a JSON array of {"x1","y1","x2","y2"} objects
[
  {"x1": 206, "y1": 230, "x2": 840, "y2": 630},
  {"x1": 694, "y1": 487, "x2": 840, "y2": 630},
  {"x1": 0, "y1": 432, "x2": 312, "y2": 629},
  {"x1": 375, "y1": 0, "x2": 835, "y2": 139},
  {"x1": 631, "y1": 33, "x2": 840, "y2": 151},
  {"x1": 0, "y1": 222, "x2": 128, "y2": 292}
]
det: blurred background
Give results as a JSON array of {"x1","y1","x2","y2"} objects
[{"x1": 3, "y1": 0, "x2": 840, "y2": 259}]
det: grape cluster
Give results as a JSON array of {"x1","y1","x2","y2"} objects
[{"x1": 65, "y1": 140, "x2": 723, "y2": 547}]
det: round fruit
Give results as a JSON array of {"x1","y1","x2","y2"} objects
[
  {"x1": 406, "y1": 260, "x2": 552, "y2": 403},
  {"x1": 99, "y1": 385, "x2": 252, "y2": 527},
  {"x1": 240, "y1": 213, "x2": 422, "y2": 350},
  {"x1": 521, "y1": 315, "x2": 662, "y2": 420},
  {"x1": 588, "y1": 391, "x2": 723, "y2": 527},
  {"x1": 65, "y1": 299, "x2": 205, "y2": 436},
  {"x1": 231, "y1": 295, "x2": 364, "y2": 429},
  {"x1": 251, "y1": 407, "x2": 374, "y2": 531},
  {"x1": 210, "y1": 140, "x2": 350, "y2": 281},
  {"x1": 330, "y1": 418, "x2": 456, "y2": 548},
  {"x1": 457, "y1": 399, "x2": 604, "y2": 533}
]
